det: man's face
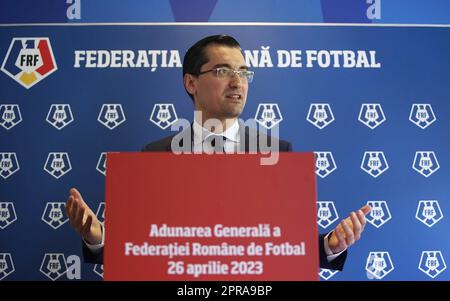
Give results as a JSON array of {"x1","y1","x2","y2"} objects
[{"x1": 187, "y1": 45, "x2": 249, "y2": 121}]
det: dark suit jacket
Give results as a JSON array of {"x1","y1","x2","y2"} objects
[{"x1": 83, "y1": 123, "x2": 347, "y2": 271}]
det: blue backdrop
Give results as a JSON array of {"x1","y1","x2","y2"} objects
[{"x1": 0, "y1": 24, "x2": 449, "y2": 280}]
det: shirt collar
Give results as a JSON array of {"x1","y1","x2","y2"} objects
[{"x1": 193, "y1": 119, "x2": 240, "y2": 144}]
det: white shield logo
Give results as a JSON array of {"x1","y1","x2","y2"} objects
[
  {"x1": 42, "y1": 202, "x2": 68, "y2": 229},
  {"x1": 98, "y1": 104, "x2": 126, "y2": 130},
  {"x1": 361, "y1": 151, "x2": 389, "y2": 178},
  {"x1": 412, "y1": 151, "x2": 439, "y2": 177},
  {"x1": 358, "y1": 103, "x2": 386, "y2": 129},
  {"x1": 307, "y1": 103, "x2": 335, "y2": 129},
  {"x1": 46, "y1": 104, "x2": 74, "y2": 130},
  {"x1": 149, "y1": 104, "x2": 178, "y2": 130},
  {"x1": 0, "y1": 253, "x2": 15, "y2": 280},
  {"x1": 366, "y1": 201, "x2": 391, "y2": 228},
  {"x1": 418, "y1": 251, "x2": 446, "y2": 279},
  {"x1": 416, "y1": 200, "x2": 443, "y2": 227},
  {"x1": 319, "y1": 268, "x2": 339, "y2": 280},
  {"x1": 40, "y1": 253, "x2": 68, "y2": 281},
  {"x1": 96, "y1": 152, "x2": 107, "y2": 176},
  {"x1": 315, "y1": 152, "x2": 337, "y2": 178},
  {"x1": 254, "y1": 103, "x2": 283, "y2": 129},
  {"x1": 0, "y1": 202, "x2": 17, "y2": 229},
  {"x1": 0, "y1": 152, "x2": 20, "y2": 179},
  {"x1": 44, "y1": 152, "x2": 72, "y2": 179},
  {"x1": 96, "y1": 202, "x2": 106, "y2": 224},
  {"x1": 0, "y1": 104, "x2": 22, "y2": 130},
  {"x1": 317, "y1": 201, "x2": 339, "y2": 229},
  {"x1": 93, "y1": 264, "x2": 104, "y2": 278},
  {"x1": 366, "y1": 252, "x2": 394, "y2": 279},
  {"x1": 409, "y1": 104, "x2": 436, "y2": 129}
]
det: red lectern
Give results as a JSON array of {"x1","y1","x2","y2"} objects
[{"x1": 104, "y1": 153, "x2": 318, "y2": 280}]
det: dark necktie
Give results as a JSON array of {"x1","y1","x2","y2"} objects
[{"x1": 207, "y1": 135, "x2": 227, "y2": 153}]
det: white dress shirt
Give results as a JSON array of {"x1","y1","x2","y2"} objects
[{"x1": 192, "y1": 118, "x2": 240, "y2": 153}]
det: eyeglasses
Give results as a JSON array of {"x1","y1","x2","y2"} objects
[{"x1": 198, "y1": 67, "x2": 254, "y2": 83}]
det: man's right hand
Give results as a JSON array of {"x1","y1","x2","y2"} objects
[{"x1": 66, "y1": 188, "x2": 103, "y2": 245}]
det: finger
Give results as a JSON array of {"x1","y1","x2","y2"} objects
[
  {"x1": 336, "y1": 222, "x2": 346, "y2": 238},
  {"x1": 66, "y1": 195, "x2": 74, "y2": 216},
  {"x1": 360, "y1": 204, "x2": 372, "y2": 215},
  {"x1": 341, "y1": 219, "x2": 355, "y2": 246},
  {"x1": 81, "y1": 214, "x2": 92, "y2": 237},
  {"x1": 69, "y1": 200, "x2": 79, "y2": 226},
  {"x1": 334, "y1": 225, "x2": 347, "y2": 250},
  {"x1": 74, "y1": 206, "x2": 86, "y2": 232},
  {"x1": 350, "y1": 212, "x2": 362, "y2": 240},
  {"x1": 70, "y1": 188, "x2": 96, "y2": 217},
  {"x1": 357, "y1": 209, "x2": 367, "y2": 230},
  {"x1": 70, "y1": 187, "x2": 86, "y2": 207}
]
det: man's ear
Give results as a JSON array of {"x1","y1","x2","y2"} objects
[{"x1": 184, "y1": 73, "x2": 197, "y2": 96}]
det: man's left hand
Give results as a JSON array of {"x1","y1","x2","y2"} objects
[{"x1": 328, "y1": 204, "x2": 372, "y2": 254}]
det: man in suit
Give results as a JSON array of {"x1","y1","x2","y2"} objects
[{"x1": 66, "y1": 34, "x2": 371, "y2": 271}]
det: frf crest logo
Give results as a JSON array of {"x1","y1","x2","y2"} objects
[
  {"x1": 0, "y1": 202, "x2": 17, "y2": 229},
  {"x1": 150, "y1": 104, "x2": 178, "y2": 130},
  {"x1": 366, "y1": 201, "x2": 391, "y2": 228},
  {"x1": 317, "y1": 201, "x2": 339, "y2": 229},
  {"x1": 41, "y1": 202, "x2": 68, "y2": 229},
  {"x1": 0, "y1": 253, "x2": 15, "y2": 280},
  {"x1": 44, "y1": 152, "x2": 72, "y2": 179},
  {"x1": 40, "y1": 254, "x2": 81, "y2": 281},
  {"x1": 314, "y1": 152, "x2": 337, "y2": 178},
  {"x1": 98, "y1": 104, "x2": 126, "y2": 130},
  {"x1": 96, "y1": 202, "x2": 105, "y2": 224},
  {"x1": 358, "y1": 103, "x2": 386, "y2": 129},
  {"x1": 0, "y1": 153, "x2": 20, "y2": 179},
  {"x1": 319, "y1": 268, "x2": 338, "y2": 280},
  {"x1": 361, "y1": 151, "x2": 389, "y2": 178},
  {"x1": 96, "y1": 152, "x2": 107, "y2": 176},
  {"x1": 366, "y1": 252, "x2": 394, "y2": 279},
  {"x1": 1, "y1": 38, "x2": 57, "y2": 89},
  {"x1": 0, "y1": 104, "x2": 22, "y2": 130},
  {"x1": 254, "y1": 103, "x2": 283, "y2": 129},
  {"x1": 93, "y1": 264, "x2": 104, "y2": 278},
  {"x1": 409, "y1": 104, "x2": 436, "y2": 129},
  {"x1": 418, "y1": 251, "x2": 447, "y2": 279},
  {"x1": 412, "y1": 151, "x2": 440, "y2": 177},
  {"x1": 416, "y1": 200, "x2": 443, "y2": 227},
  {"x1": 307, "y1": 103, "x2": 334, "y2": 129},
  {"x1": 46, "y1": 104, "x2": 74, "y2": 130}
]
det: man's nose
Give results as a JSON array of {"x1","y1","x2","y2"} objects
[{"x1": 228, "y1": 72, "x2": 243, "y2": 88}]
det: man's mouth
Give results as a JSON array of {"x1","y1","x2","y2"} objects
[{"x1": 225, "y1": 93, "x2": 243, "y2": 101}]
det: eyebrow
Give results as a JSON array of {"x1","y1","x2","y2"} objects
[{"x1": 212, "y1": 63, "x2": 249, "y2": 70}]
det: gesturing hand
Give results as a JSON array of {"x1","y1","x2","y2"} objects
[
  {"x1": 328, "y1": 205, "x2": 372, "y2": 254},
  {"x1": 66, "y1": 188, "x2": 103, "y2": 245}
]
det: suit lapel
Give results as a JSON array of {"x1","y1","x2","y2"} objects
[{"x1": 167, "y1": 123, "x2": 194, "y2": 152}]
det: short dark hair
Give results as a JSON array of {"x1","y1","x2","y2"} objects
[{"x1": 183, "y1": 35, "x2": 241, "y2": 102}]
